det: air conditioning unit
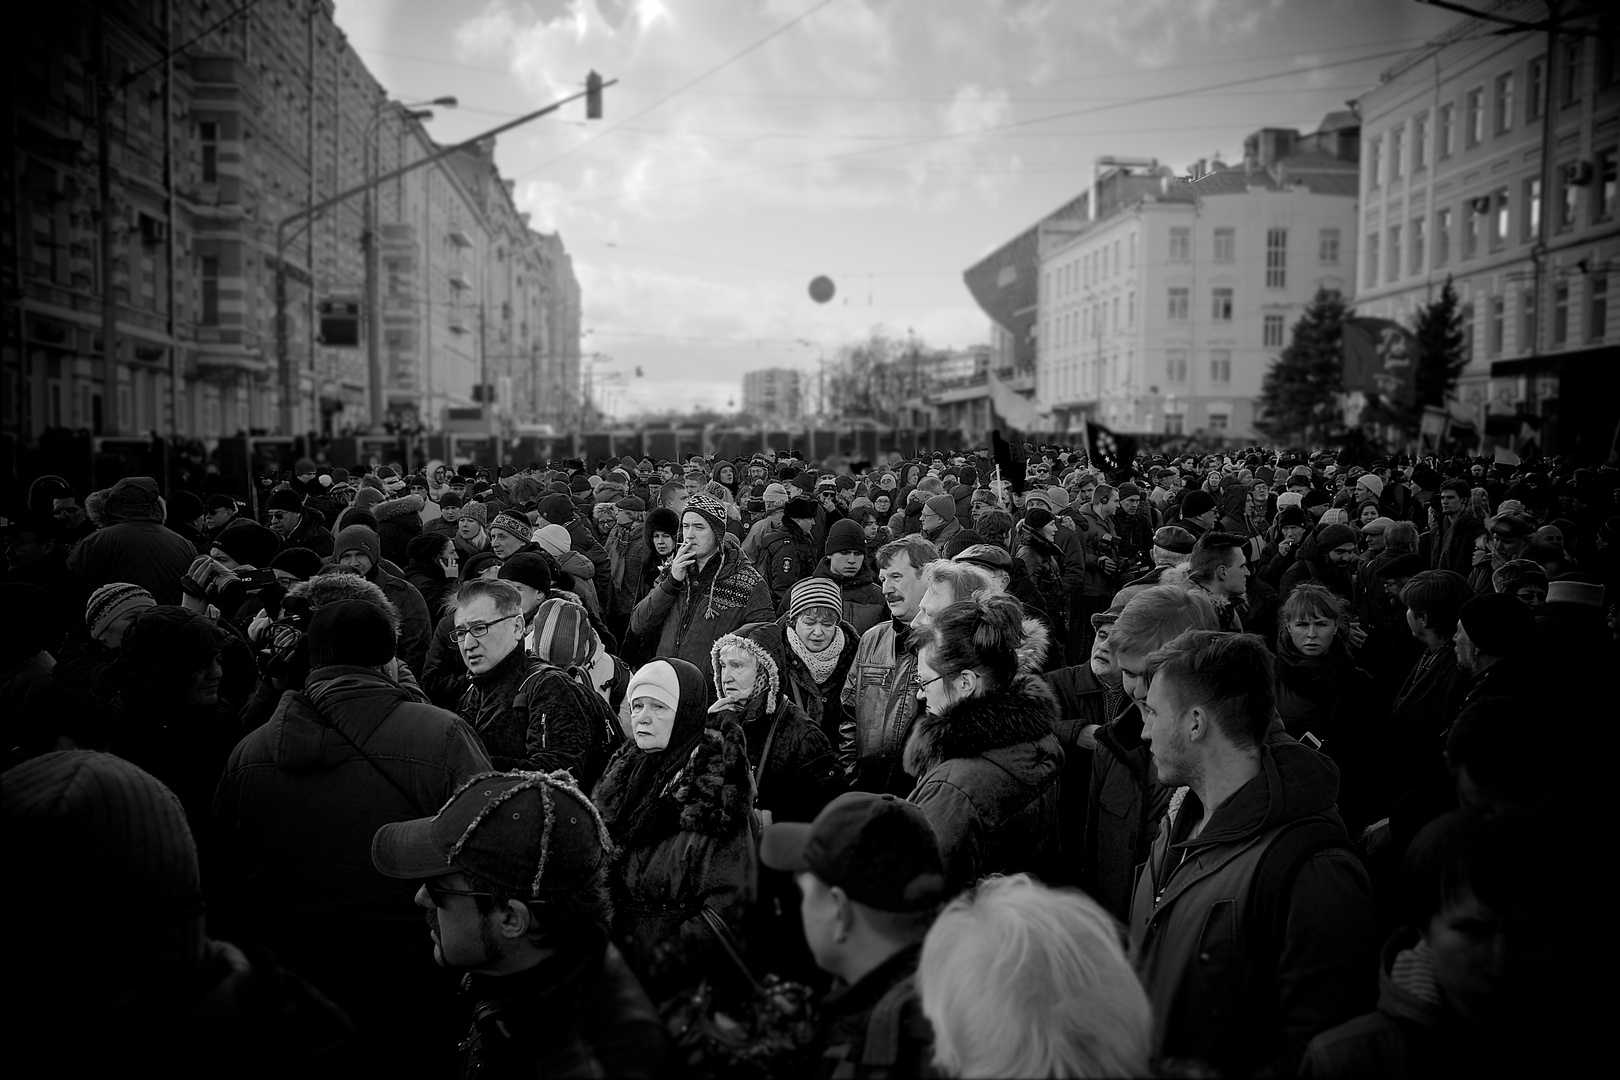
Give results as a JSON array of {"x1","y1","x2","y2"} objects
[
  {"x1": 1468, "y1": 195, "x2": 1493, "y2": 214},
  {"x1": 1563, "y1": 160, "x2": 1594, "y2": 187}
]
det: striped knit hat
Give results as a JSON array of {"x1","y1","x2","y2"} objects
[
  {"x1": 85, "y1": 583, "x2": 155, "y2": 641},
  {"x1": 530, "y1": 597, "x2": 597, "y2": 669},
  {"x1": 787, "y1": 576, "x2": 844, "y2": 624},
  {"x1": 490, "y1": 511, "x2": 533, "y2": 544}
]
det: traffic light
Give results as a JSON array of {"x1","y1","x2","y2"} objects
[{"x1": 586, "y1": 71, "x2": 603, "y2": 120}]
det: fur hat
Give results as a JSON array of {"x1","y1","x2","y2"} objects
[
  {"x1": 783, "y1": 495, "x2": 819, "y2": 523},
  {"x1": 308, "y1": 599, "x2": 396, "y2": 669}
]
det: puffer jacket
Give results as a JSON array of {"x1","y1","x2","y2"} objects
[
  {"x1": 1129, "y1": 723, "x2": 1376, "y2": 1078},
  {"x1": 904, "y1": 672, "x2": 1064, "y2": 894},
  {"x1": 629, "y1": 534, "x2": 775, "y2": 670},
  {"x1": 811, "y1": 556, "x2": 888, "y2": 637},
  {"x1": 211, "y1": 665, "x2": 491, "y2": 1054}
]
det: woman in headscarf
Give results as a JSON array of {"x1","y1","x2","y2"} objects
[{"x1": 591, "y1": 657, "x2": 757, "y2": 1002}]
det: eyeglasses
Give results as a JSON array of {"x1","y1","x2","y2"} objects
[
  {"x1": 450, "y1": 613, "x2": 521, "y2": 643},
  {"x1": 916, "y1": 673, "x2": 945, "y2": 690},
  {"x1": 424, "y1": 881, "x2": 495, "y2": 907}
]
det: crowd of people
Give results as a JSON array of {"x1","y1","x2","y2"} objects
[{"x1": 2, "y1": 442, "x2": 1607, "y2": 1077}]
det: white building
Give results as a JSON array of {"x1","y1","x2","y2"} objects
[
  {"x1": 1034, "y1": 120, "x2": 1360, "y2": 439},
  {"x1": 742, "y1": 367, "x2": 803, "y2": 421},
  {"x1": 1354, "y1": 0, "x2": 1618, "y2": 457}
]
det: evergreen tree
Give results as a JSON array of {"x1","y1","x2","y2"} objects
[
  {"x1": 1408, "y1": 276, "x2": 1469, "y2": 433},
  {"x1": 1256, "y1": 288, "x2": 1347, "y2": 447}
]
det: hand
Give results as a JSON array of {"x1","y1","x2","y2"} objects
[
  {"x1": 248, "y1": 610, "x2": 274, "y2": 643},
  {"x1": 1471, "y1": 548, "x2": 1490, "y2": 567},
  {"x1": 1278, "y1": 537, "x2": 1295, "y2": 556},
  {"x1": 1345, "y1": 620, "x2": 1368, "y2": 650},
  {"x1": 669, "y1": 542, "x2": 697, "y2": 582},
  {"x1": 707, "y1": 691, "x2": 748, "y2": 715}
]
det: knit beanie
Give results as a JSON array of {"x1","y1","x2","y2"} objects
[
  {"x1": 333, "y1": 523, "x2": 382, "y2": 567},
  {"x1": 270, "y1": 546, "x2": 326, "y2": 581},
  {"x1": 490, "y1": 511, "x2": 534, "y2": 544},
  {"x1": 925, "y1": 493, "x2": 957, "y2": 521},
  {"x1": 498, "y1": 552, "x2": 553, "y2": 594},
  {"x1": 685, "y1": 492, "x2": 728, "y2": 538},
  {"x1": 85, "y1": 583, "x2": 156, "y2": 640},
  {"x1": 1180, "y1": 489, "x2": 1216, "y2": 518},
  {"x1": 534, "y1": 524, "x2": 573, "y2": 560},
  {"x1": 538, "y1": 493, "x2": 575, "y2": 525},
  {"x1": 439, "y1": 491, "x2": 464, "y2": 511},
  {"x1": 352, "y1": 486, "x2": 386, "y2": 512},
  {"x1": 825, "y1": 518, "x2": 866, "y2": 556},
  {"x1": 166, "y1": 489, "x2": 204, "y2": 524},
  {"x1": 1356, "y1": 473, "x2": 1386, "y2": 500},
  {"x1": 1025, "y1": 507, "x2": 1055, "y2": 533},
  {"x1": 214, "y1": 521, "x2": 280, "y2": 568},
  {"x1": 267, "y1": 487, "x2": 305, "y2": 513},
  {"x1": 458, "y1": 501, "x2": 488, "y2": 528},
  {"x1": 1116, "y1": 481, "x2": 1143, "y2": 500},
  {"x1": 787, "y1": 577, "x2": 844, "y2": 623},
  {"x1": 531, "y1": 597, "x2": 597, "y2": 668},
  {"x1": 1459, "y1": 592, "x2": 1534, "y2": 658},
  {"x1": 1315, "y1": 523, "x2": 1360, "y2": 553},
  {"x1": 307, "y1": 599, "x2": 397, "y2": 668},
  {"x1": 762, "y1": 483, "x2": 789, "y2": 507},
  {"x1": 625, "y1": 659, "x2": 682, "y2": 711},
  {"x1": 294, "y1": 457, "x2": 318, "y2": 476}
]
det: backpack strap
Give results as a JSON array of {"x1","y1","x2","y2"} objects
[{"x1": 1247, "y1": 816, "x2": 1356, "y2": 946}]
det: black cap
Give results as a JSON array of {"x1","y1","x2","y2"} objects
[{"x1": 760, "y1": 792, "x2": 945, "y2": 913}]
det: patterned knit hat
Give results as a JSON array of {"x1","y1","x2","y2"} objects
[
  {"x1": 458, "y1": 501, "x2": 488, "y2": 528},
  {"x1": 684, "y1": 492, "x2": 728, "y2": 538},
  {"x1": 490, "y1": 511, "x2": 533, "y2": 544},
  {"x1": 531, "y1": 597, "x2": 597, "y2": 668},
  {"x1": 85, "y1": 583, "x2": 155, "y2": 640},
  {"x1": 787, "y1": 576, "x2": 844, "y2": 624}
]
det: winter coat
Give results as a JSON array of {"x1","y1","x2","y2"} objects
[
  {"x1": 457, "y1": 646, "x2": 607, "y2": 787},
  {"x1": 1072, "y1": 506, "x2": 1122, "y2": 598},
  {"x1": 558, "y1": 517, "x2": 613, "y2": 608},
  {"x1": 629, "y1": 534, "x2": 775, "y2": 670},
  {"x1": 815, "y1": 943, "x2": 936, "y2": 1080},
  {"x1": 759, "y1": 520, "x2": 819, "y2": 611},
  {"x1": 812, "y1": 556, "x2": 888, "y2": 638},
  {"x1": 364, "y1": 564, "x2": 433, "y2": 678},
  {"x1": 211, "y1": 665, "x2": 491, "y2": 1060},
  {"x1": 373, "y1": 493, "x2": 425, "y2": 566},
  {"x1": 1015, "y1": 526, "x2": 1065, "y2": 601},
  {"x1": 1380, "y1": 645, "x2": 1467, "y2": 816},
  {"x1": 454, "y1": 933, "x2": 667, "y2": 1080},
  {"x1": 920, "y1": 516, "x2": 961, "y2": 550},
  {"x1": 777, "y1": 610, "x2": 860, "y2": 749},
  {"x1": 729, "y1": 693, "x2": 844, "y2": 826},
  {"x1": 403, "y1": 562, "x2": 452, "y2": 622},
  {"x1": 1273, "y1": 634, "x2": 1375, "y2": 751},
  {"x1": 904, "y1": 673, "x2": 1064, "y2": 894},
  {"x1": 280, "y1": 512, "x2": 334, "y2": 559},
  {"x1": 841, "y1": 617, "x2": 923, "y2": 796},
  {"x1": 1082, "y1": 703, "x2": 1171, "y2": 922},
  {"x1": 1041, "y1": 662, "x2": 1126, "y2": 887},
  {"x1": 553, "y1": 547, "x2": 605, "y2": 620},
  {"x1": 741, "y1": 510, "x2": 783, "y2": 568},
  {"x1": 1129, "y1": 723, "x2": 1377, "y2": 1078},
  {"x1": 67, "y1": 477, "x2": 199, "y2": 604},
  {"x1": 420, "y1": 611, "x2": 467, "y2": 709},
  {"x1": 605, "y1": 523, "x2": 648, "y2": 618},
  {"x1": 1424, "y1": 509, "x2": 1484, "y2": 578}
]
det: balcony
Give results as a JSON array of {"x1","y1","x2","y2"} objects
[
  {"x1": 447, "y1": 226, "x2": 473, "y2": 249},
  {"x1": 447, "y1": 313, "x2": 470, "y2": 335},
  {"x1": 448, "y1": 270, "x2": 472, "y2": 291}
]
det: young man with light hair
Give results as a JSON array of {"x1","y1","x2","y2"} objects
[
  {"x1": 918, "y1": 873, "x2": 1152, "y2": 1078},
  {"x1": 912, "y1": 558, "x2": 998, "y2": 630}
]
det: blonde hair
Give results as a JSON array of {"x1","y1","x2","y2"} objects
[{"x1": 919, "y1": 875, "x2": 1152, "y2": 1078}]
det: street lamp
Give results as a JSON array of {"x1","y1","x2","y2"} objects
[{"x1": 364, "y1": 97, "x2": 457, "y2": 433}]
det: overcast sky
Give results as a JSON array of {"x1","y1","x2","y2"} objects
[{"x1": 332, "y1": 0, "x2": 1467, "y2": 418}]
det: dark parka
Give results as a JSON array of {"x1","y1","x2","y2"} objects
[
  {"x1": 457, "y1": 646, "x2": 606, "y2": 787},
  {"x1": 775, "y1": 608, "x2": 860, "y2": 749},
  {"x1": 903, "y1": 671, "x2": 1064, "y2": 894},
  {"x1": 1081, "y1": 703, "x2": 1171, "y2": 922},
  {"x1": 1041, "y1": 662, "x2": 1127, "y2": 888},
  {"x1": 373, "y1": 493, "x2": 425, "y2": 566},
  {"x1": 759, "y1": 519, "x2": 820, "y2": 612},
  {"x1": 1129, "y1": 723, "x2": 1377, "y2": 1078},
  {"x1": 628, "y1": 533, "x2": 776, "y2": 670},
  {"x1": 66, "y1": 476, "x2": 199, "y2": 605}
]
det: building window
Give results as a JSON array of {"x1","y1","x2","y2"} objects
[
  {"x1": 1413, "y1": 113, "x2": 1428, "y2": 171},
  {"x1": 200, "y1": 122, "x2": 219, "y2": 183},
  {"x1": 1128, "y1": 233, "x2": 1136, "y2": 268},
  {"x1": 1365, "y1": 232, "x2": 1380, "y2": 287},
  {"x1": 1490, "y1": 187, "x2": 1510, "y2": 251},
  {"x1": 1436, "y1": 207, "x2": 1451, "y2": 267},
  {"x1": 1522, "y1": 286, "x2": 1537, "y2": 350},
  {"x1": 1523, "y1": 177, "x2": 1541, "y2": 241},
  {"x1": 1411, "y1": 216, "x2": 1426, "y2": 274},
  {"x1": 1213, "y1": 227, "x2": 1235, "y2": 262},
  {"x1": 1265, "y1": 228, "x2": 1287, "y2": 288},
  {"x1": 1559, "y1": 166, "x2": 1579, "y2": 229},
  {"x1": 1387, "y1": 224, "x2": 1402, "y2": 282},
  {"x1": 1464, "y1": 205, "x2": 1480, "y2": 260},
  {"x1": 1592, "y1": 273, "x2": 1609, "y2": 342},
  {"x1": 1494, "y1": 72, "x2": 1514, "y2": 134},
  {"x1": 1166, "y1": 349, "x2": 1188, "y2": 382},
  {"x1": 1169, "y1": 228, "x2": 1191, "y2": 262},
  {"x1": 1528, "y1": 55, "x2": 1545, "y2": 122},
  {"x1": 1391, "y1": 125, "x2": 1406, "y2": 179},
  {"x1": 201, "y1": 256, "x2": 219, "y2": 325},
  {"x1": 1553, "y1": 281, "x2": 1569, "y2": 346},
  {"x1": 1128, "y1": 290, "x2": 1135, "y2": 327},
  {"x1": 1210, "y1": 351, "x2": 1232, "y2": 384},
  {"x1": 1207, "y1": 413, "x2": 1229, "y2": 431},
  {"x1": 1597, "y1": 148, "x2": 1617, "y2": 223},
  {"x1": 1465, "y1": 87, "x2": 1484, "y2": 147},
  {"x1": 1165, "y1": 413, "x2": 1185, "y2": 435},
  {"x1": 1112, "y1": 296, "x2": 1119, "y2": 330},
  {"x1": 1489, "y1": 294, "x2": 1505, "y2": 354},
  {"x1": 1211, "y1": 287, "x2": 1234, "y2": 321},
  {"x1": 1264, "y1": 314, "x2": 1285, "y2": 348},
  {"x1": 1438, "y1": 102, "x2": 1454, "y2": 159},
  {"x1": 1319, "y1": 228, "x2": 1340, "y2": 264},
  {"x1": 1562, "y1": 37, "x2": 1581, "y2": 106},
  {"x1": 1460, "y1": 300, "x2": 1475, "y2": 362},
  {"x1": 1367, "y1": 136, "x2": 1382, "y2": 187},
  {"x1": 1168, "y1": 287, "x2": 1189, "y2": 320}
]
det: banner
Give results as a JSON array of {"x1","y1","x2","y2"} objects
[
  {"x1": 1084, "y1": 418, "x2": 1138, "y2": 477},
  {"x1": 1342, "y1": 317, "x2": 1419, "y2": 406}
]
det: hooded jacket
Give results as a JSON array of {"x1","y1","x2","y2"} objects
[
  {"x1": 629, "y1": 532, "x2": 775, "y2": 670},
  {"x1": 1129, "y1": 725, "x2": 1376, "y2": 1077},
  {"x1": 372, "y1": 493, "x2": 424, "y2": 566},
  {"x1": 67, "y1": 477, "x2": 199, "y2": 605},
  {"x1": 211, "y1": 665, "x2": 491, "y2": 1047},
  {"x1": 776, "y1": 605, "x2": 861, "y2": 749},
  {"x1": 904, "y1": 671, "x2": 1064, "y2": 894},
  {"x1": 812, "y1": 555, "x2": 888, "y2": 637}
]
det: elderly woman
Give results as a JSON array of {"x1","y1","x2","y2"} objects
[
  {"x1": 907, "y1": 592, "x2": 1063, "y2": 893},
  {"x1": 591, "y1": 658, "x2": 756, "y2": 1001},
  {"x1": 919, "y1": 874, "x2": 1152, "y2": 1078}
]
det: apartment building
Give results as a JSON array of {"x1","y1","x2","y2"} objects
[{"x1": 743, "y1": 367, "x2": 804, "y2": 422}]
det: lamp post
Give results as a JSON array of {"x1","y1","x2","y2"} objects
[{"x1": 364, "y1": 96, "x2": 456, "y2": 432}]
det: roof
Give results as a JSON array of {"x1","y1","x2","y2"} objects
[
  {"x1": 1315, "y1": 110, "x2": 1359, "y2": 134},
  {"x1": 1184, "y1": 168, "x2": 1281, "y2": 195}
]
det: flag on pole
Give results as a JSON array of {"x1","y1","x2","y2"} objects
[
  {"x1": 1342, "y1": 317, "x2": 1419, "y2": 406},
  {"x1": 1084, "y1": 418, "x2": 1138, "y2": 478}
]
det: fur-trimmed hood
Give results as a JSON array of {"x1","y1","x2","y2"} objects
[
  {"x1": 372, "y1": 493, "x2": 425, "y2": 521},
  {"x1": 285, "y1": 571, "x2": 401, "y2": 632},
  {"x1": 904, "y1": 672, "x2": 1059, "y2": 778},
  {"x1": 1015, "y1": 613, "x2": 1052, "y2": 673},
  {"x1": 710, "y1": 622, "x2": 782, "y2": 707}
]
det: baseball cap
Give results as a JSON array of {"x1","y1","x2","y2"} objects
[
  {"x1": 372, "y1": 771, "x2": 609, "y2": 898},
  {"x1": 760, "y1": 792, "x2": 946, "y2": 913}
]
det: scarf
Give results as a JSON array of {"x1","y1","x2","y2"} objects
[
  {"x1": 592, "y1": 660, "x2": 710, "y2": 846},
  {"x1": 788, "y1": 624, "x2": 845, "y2": 686}
]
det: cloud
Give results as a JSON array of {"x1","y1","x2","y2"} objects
[{"x1": 1077, "y1": 0, "x2": 1289, "y2": 68}]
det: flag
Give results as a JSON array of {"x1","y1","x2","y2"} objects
[
  {"x1": 991, "y1": 429, "x2": 1025, "y2": 494},
  {"x1": 1493, "y1": 445, "x2": 1520, "y2": 466},
  {"x1": 1342, "y1": 317, "x2": 1419, "y2": 406},
  {"x1": 1084, "y1": 419, "x2": 1138, "y2": 479}
]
